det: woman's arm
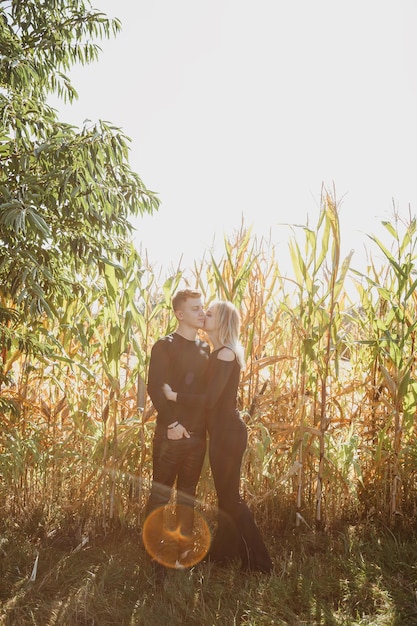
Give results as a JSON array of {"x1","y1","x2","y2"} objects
[
  {"x1": 162, "y1": 383, "x2": 206, "y2": 407},
  {"x1": 162, "y1": 383, "x2": 177, "y2": 402},
  {"x1": 162, "y1": 348, "x2": 237, "y2": 408}
]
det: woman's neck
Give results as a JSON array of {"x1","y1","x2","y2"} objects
[{"x1": 207, "y1": 331, "x2": 223, "y2": 351}]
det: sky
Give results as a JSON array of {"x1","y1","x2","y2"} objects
[{"x1": 51, "y1": 0, "x2": 417, "y2": 278}]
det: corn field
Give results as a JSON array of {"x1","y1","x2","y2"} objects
[{"x1": 2, "y1": 192, "x2": 417, "y2": 535}]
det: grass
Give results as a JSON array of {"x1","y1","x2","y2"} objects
[{"x1": 1, "y1": 520, "x2": 417, "y2": 625}]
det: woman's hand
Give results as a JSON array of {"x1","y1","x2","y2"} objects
[{"x1": 162, "y1": 383, "x2": 177, "y2": 402}]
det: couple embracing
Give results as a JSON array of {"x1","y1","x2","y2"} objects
[{"x1": 144, "y1": 289, "x2": 272, "y2": 582}]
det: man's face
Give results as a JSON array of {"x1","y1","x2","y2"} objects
[{"x1": 176, "y1": 297, "x2": 205, "y2": 329}]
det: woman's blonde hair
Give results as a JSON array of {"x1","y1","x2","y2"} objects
[{"x1": 211, "y1": 300, "x2": 246, "y2": 369}]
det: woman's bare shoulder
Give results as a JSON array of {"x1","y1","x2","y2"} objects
[{"x1": 216, "y1": 347, "x2": 235, "y2": 362}]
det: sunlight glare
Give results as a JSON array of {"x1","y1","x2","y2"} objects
[{"x1": 142, "y1": 504, "x2": 211, "y2": 569}]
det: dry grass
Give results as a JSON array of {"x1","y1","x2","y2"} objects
[{"x1": 1, "y1": 515, "x2": 416, "y2": 626}]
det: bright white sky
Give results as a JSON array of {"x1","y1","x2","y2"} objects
[{"x1": 52, "y1": 0, "x2": 417, "y2": 278}]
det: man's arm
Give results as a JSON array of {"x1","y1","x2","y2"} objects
[
  {"x1": 147, "y1": 340, "x2": 177, "y2": 428},
  {"x1": 147, "y1": 339, "x2": 190, "y2": 439}
]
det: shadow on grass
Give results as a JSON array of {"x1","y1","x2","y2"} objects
[{"x1": 1, "y1": 525, "x2": 417, "y2": 625}]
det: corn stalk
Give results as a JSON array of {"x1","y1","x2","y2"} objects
[{"x1": 282, "y1": 188, "x2": 353, "y2": 526}]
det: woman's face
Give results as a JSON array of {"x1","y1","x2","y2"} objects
[{"x1": 204, "y1": 305, "x2": 218, "y2": 334}]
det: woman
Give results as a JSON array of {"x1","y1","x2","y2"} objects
[{"x1": 163, "y1": 300, "x2": 273, "y2": 574}]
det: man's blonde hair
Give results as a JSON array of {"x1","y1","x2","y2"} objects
[{"x1": 172, "y1": 289, "x2": 202, "y2": 311}]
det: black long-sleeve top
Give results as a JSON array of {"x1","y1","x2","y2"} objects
[{"x1": 147, "y1": 332, "x2": 210, "y2": 435}]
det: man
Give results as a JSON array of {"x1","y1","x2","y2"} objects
[{"x1": 144, "y1": 289, "x2": 209, "y2": 580}]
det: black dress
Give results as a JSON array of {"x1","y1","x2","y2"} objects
[{"x1": 193, "y1": 348, "x2": 273, "y2": 573}]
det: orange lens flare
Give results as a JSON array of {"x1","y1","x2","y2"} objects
[{"x1": 142, "y1": 504, "x2": 211, "y2": 569}]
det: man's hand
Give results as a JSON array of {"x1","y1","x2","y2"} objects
[{"x1": 167, "y1": 423, "x2": 190, "y2": 440}]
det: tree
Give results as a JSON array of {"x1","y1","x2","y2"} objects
[{"x1": 0, "y1": 0, "x2": 160, "y2": 317}]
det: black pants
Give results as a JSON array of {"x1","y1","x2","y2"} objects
[
  {"x1": 209, "y1": 419, "x2": 273, "y2": 573},
  {"x1": 146, "y1": 434, "x2": 206, "y2": 537}
]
